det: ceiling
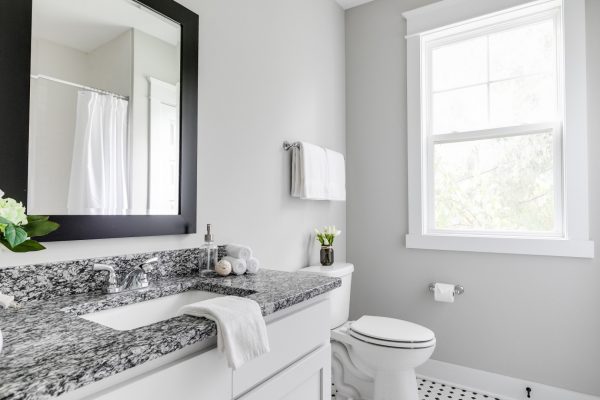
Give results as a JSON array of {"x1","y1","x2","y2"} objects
[
  {"x1": 32, "y1": 0, "x2": 180, "y2": 53},
  {"x1": 335, "y1": 0, "x2": 376, "y2": 10}
]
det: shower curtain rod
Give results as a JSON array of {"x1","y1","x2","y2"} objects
[{"x1": 30, "y1": 74, "x2": 129, "y2": 100}]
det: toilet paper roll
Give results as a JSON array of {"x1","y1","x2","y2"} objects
[{"x1": 434, "y1": 283, "x2": 455, "y2": 303}]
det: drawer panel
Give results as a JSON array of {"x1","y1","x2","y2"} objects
[{"x1": 233, "y1": 298, "x2": 330, "y2": 397}]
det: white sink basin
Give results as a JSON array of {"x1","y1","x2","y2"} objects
[{"x1": 80, "y1": 290, "x2": 225, "y2": 331}]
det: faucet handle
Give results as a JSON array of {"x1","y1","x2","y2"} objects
[
  {"x1": 140, "y1": 257, "x2": 159, "y2": 273},
  {"x1": 93, "y1": 263, "x2": 120, "y2": 293}
]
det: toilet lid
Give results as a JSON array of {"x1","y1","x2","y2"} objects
[{"x1": 350, "y1": 316, "x2": 435, "y2": 343}]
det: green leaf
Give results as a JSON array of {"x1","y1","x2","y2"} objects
[
  {"x1": 4, "y1": 224, "x2": 28, "y2": 248},
  {"x1": 0, "y1": 239, "x2": 46, "y2": 252},
  {"x1": 27, "y1": 215, "x2": 49, "y2": 223},
  {"x1": 23, "y1": 220, "x2": 60, "y2": 238},
  {"x1": 0, "y1": 216, "x2": 12, "y2": 225}
]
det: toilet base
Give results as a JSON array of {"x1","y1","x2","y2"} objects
[{"x1": 373, "y1": 369, "x2": 418, "y2": 400}]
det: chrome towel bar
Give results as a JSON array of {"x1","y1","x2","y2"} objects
[{"x1": 283, "y1": 141, "x2": 301, "y2": 151}]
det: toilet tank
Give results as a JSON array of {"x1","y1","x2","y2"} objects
[{"x1": 301, "y1": 263, "x2": 354, "y2": 329}]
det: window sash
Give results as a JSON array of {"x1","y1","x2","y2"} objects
[
  {"x1": 420, "y1": 7, "x2": 564, "y2": 238},
  {"x1": 425, "y1": 123, "x2": 564, "y2": 238}
]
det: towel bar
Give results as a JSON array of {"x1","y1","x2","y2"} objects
[
  {"x1": 283, "y1": 141, "x2": 301, "y2": 151},
  {"x1": 428, "y1": 283, "x2": 464, "y2": 296}
]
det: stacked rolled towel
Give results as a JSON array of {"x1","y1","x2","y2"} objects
[
  {"x1": 223, "y1": 256, "x2": 247, "y2": 275},
  {"x1": 225, "y1": 244, "x2": 252, "y2": 260},
  {"x1": 246, "y1": 257, "x2": 261, "y2": 275},
  {"x1": 221, "y1": 244, "x2": 261, "y2": 275}
]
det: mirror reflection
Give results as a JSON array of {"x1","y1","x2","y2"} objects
[{"x1": 28, "y1": 0, "x2": 181, "y2": 216}]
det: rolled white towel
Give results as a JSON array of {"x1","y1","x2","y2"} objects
[
  {"x1": 225, "y1": 244, "x2": 252, "y2": 260},
  {"x1": 223, "y1": 256, "x2": 247, "y2": 275},
  {"x1": 246, "y1": 257, "x2": 260, "y2": 274}
]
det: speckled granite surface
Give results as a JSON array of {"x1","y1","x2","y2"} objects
[{"x1": 0, "y1": 267, "x2": 340, "y2": 400}]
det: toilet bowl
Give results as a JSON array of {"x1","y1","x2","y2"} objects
[{"x1": 301, "y1": 263, "x2": 436, "y2": 400}]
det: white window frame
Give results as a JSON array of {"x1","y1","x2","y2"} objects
[{"x1": 404, "y1": 0, "x2": 593, "y2": 258}]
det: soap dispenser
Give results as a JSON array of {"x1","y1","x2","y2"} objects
[{"x1": 200, "y1": 224, "x2": 218, "y2": 276}]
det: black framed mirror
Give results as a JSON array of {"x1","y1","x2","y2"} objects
[{"x1": 0, "y1": 0, "x2": 198, "y2": 241}]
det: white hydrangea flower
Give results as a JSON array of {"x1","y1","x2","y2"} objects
[{"x1": 0, "y1": 197, "x2": 28, "y2": 232}]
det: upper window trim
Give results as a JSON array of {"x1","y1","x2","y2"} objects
[{"x1": 403, "y1": 0, "x2": 594, "y2": 258}]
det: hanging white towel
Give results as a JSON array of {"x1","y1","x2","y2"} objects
[
  {"x1": 291, "y1": 142, "x2": 346, "y2": 201},
  {"x1": 291, "y1": 142, "x2": 328, "y2": 200},
  {"x1": 178, "y1": 296, "x2": 270, "y2": 370},
  {"x1": 325, "y1": 148, "x2": 346, "y2": 201}
]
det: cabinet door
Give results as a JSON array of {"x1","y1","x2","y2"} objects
[
  {"x1": 239, "y1": 344, "x2": 331, "y2": 400},
  {"x1": 86, "y1": 348, "x2": 231, "y2": 400}
]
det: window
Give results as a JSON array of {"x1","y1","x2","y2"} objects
[{"x1": 404, "y1": 0, "x2": 593, "y2": 257}]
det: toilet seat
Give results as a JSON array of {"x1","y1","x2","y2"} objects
[
  {"x1": 349, "y1": 316, "x2": 435, "y2": 349},
  {"x1": 349, "y1": 329, "x2": 436, "y2": 349}
]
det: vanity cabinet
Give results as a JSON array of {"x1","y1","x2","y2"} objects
[
  {"x1": 71, "y1": 297, "x2": 331, "y2": 400},
  {"x1": 87, "y1": 347, "x2": 231, "y2": 400}
]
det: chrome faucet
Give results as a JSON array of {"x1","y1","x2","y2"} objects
[{"x1": 93, "y1": 257, "x2": 159, "y2": 294}]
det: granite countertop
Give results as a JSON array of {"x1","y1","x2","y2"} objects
[{"x1": 0, "y1": 269, "x2": 340, "y2": 400}]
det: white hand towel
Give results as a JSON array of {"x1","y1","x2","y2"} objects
[
  {"x1": 178, "y1": 296, "x2": 270, "y2": 369},
  {"x1": 246, "y1": 257, "x2": 260, "y2": 274},
  {"x1": 225, "y1": 244, "x2": 252, "y2": 260},
  {"x1": 0, "y1": 293, "x2": 15, "y2": 309},
  {"x1": 291, "y1": 142, "x2": 328, "y2": 200},
  {"x1": 223, "y1": 256, "x2": 247, "y2": 275},
  {"x1": 325, "y1": 148, "x2": 346, "y2": 201}
]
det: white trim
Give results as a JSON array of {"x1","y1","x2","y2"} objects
[
  {"x1": 417, "y1": 359, "x2": 600, "y2": 400},
  {"x1": 406, "y1": 234, "x2": 594, "y2": 258},
  {"x1": 404, "y1": 0, "x2": 592, "y2": 257},
  {"x1": 403, "y1": 0, "x2": 560, "y2": 37}
]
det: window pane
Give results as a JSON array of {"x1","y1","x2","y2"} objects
[
  {"x1": 432, "y1": 85, "x2": 488, "y2": 134},
  {"x1": 432, "y1": 36, "x2": 487, "y2": 92},
  {"x1": 434, "y1": 132, "x2": 555, "y2": 233},
  {"x1": 489, "y1": 19, "x2": 556, "y2": 81},
  {"x1": 490, "y1": 74, "x2": 557, "y2": 127}
]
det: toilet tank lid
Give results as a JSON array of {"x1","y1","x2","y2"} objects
[{"x1": 301, "y1": 263, "x2": 354, "y2": 278}]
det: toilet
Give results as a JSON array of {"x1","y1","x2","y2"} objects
[{"x1": 302, "y1": 263, "x2": 436, "y2": 400}]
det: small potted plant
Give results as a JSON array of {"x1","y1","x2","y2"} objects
[
  {"x1": 314, "y1": 225, "x2": 341, "y2": 266},
  {"x1": 0, "y1": 189, "x2": 59, "y2": 252}
]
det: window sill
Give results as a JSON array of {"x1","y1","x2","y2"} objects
[{"x1": 405, "y1": 234, "x2": 594, "y2": 258}]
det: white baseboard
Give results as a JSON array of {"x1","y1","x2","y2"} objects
[{"x1": 417, "y1": 359, "x2": 600, "y2": 400}]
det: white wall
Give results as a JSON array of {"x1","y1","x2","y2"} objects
[
  {"x1": 1, "y1": 0, "x2": 346, "y2": 271},
  {"x1": 346, "y1": 0, "x2": 600, "y2": 395}
]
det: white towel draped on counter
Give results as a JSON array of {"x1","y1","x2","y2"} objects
[
  {"x1": 291, "y1": 142, "x2": 346, "y2": 201},
  {"x1": 178, "y1": 296, "x2": 270, "y2": 369}
]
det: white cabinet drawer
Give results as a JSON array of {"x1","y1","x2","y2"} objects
[
  {"x1": 239, "y1": 344, "x2": 331, "y2": 400},
  {"x1": 233, "y1": 298, "x2": 330, "y2": 397},
  {"x1": 85, "y1": 347, "x2": 231, "y2": 400}
]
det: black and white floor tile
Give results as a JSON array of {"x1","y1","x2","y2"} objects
[
  {"x1": 331, "y1": 378, "x2": 506, "y2": 400},
  {"x1": 418, "y1": 378, "x2": 504, "y2": 400}
]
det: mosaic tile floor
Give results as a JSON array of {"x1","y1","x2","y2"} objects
[
  {"x1": 332, "y1": 377, "x2": 506, "y2": 400},
  {"x1": 418, "y1": 378, "x2": 504, "y2": 400}
]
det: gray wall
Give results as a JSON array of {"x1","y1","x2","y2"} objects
[
  {"x1": 1, "y1": 0, "x2": 346, "y2": 270},
  {"x1": 346, "y1": 0, "x2": 600, "y2": 395}
]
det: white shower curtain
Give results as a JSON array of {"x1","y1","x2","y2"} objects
[{"x1": 67, "y1": 91, "x2": 130, "y2": 215}]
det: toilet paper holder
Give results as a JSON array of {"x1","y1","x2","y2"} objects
[{"x1": 428, "y1": 283, "x2": 464, "y2": 296}]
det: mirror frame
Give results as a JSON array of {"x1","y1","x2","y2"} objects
[{"x1": 0, "y1": 0, "x2": 198, "y2": 241}]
